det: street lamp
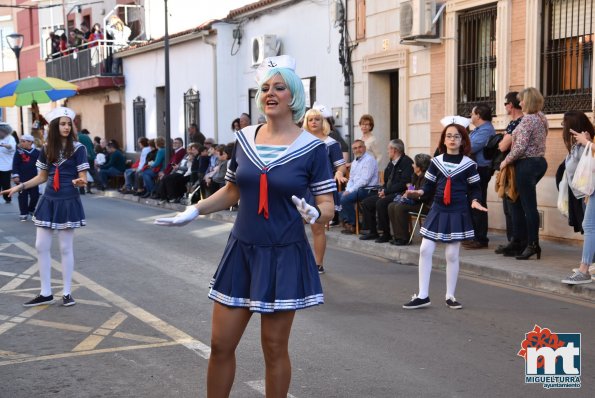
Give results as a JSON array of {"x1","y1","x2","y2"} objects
[{"x1": 6, "y1": 33, "x2": 24, "y2": 135}]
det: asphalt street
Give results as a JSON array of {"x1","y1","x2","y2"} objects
[{"x1": 0, "y1": 194, "x2": 593, "y2": 398}]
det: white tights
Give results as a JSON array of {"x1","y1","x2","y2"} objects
[
  {"x1": 35, "y1": 228, "x2": 75, "y2": 297},
  {"x1": 418, "y1": 238, "x2": 460, "y2": 300}
]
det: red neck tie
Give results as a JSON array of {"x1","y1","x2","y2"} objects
[
  {"x1": 53, "y1": 165, "x2": 60, "y2": 191},
  {"x1": 443, "y1": 176, "x2": 451, "y2": 205},
  {"x1": 258, "y1": 168, "x2": 269, "y2": 219}
]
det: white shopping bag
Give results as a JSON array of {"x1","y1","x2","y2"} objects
[{"x1": 571, "y1": 143, "x2": 595, "y2": 196}]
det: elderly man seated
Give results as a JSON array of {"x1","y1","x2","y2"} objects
[
  {"x1": 339, "y1": 139, "x2": 378, "y2": 234},
  {"x1": 359, "y1": 139, "x2": 414, "y2": 243}
]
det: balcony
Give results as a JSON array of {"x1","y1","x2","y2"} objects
[{"x1": 45, "y1": 41, "x2": 125, "y2": 92}]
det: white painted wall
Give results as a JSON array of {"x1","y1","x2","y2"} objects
[{"x1": 122, "y1": 38, "x2": 215, "y2": 151}]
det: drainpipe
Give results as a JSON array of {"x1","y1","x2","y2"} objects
[
  {"x1": 204, "y1": 35, "x2": 218, "y2": 143},
  {"x1": 345, "y1": 1, "x2": 354, "y2": 160}
]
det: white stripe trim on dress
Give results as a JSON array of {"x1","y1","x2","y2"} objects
[{"x1": 208, "y1": 288, "x2": 324, "y2": 313}]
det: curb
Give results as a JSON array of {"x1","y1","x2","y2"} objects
[{"x1": 97, "y1": 191, "x2": 595, "y2": 303}]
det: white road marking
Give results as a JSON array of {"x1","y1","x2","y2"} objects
[{"x1": 190, "y1": 223, "x2": 233, "y2": 239}]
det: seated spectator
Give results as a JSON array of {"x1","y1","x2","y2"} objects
[
  {"x1": 388, "y1": 153, "x2": 433, "y2": 245},
  {"x1": 205, "y1": 145, "x2": 231, "y2": 196},
  {"x1": 97, "y1": 140, "x2": 126, "y2": 190},
  {"x1": 141, "y1": 137, "x2": 166, "y2": 198},
  {"x1": 188, "y1": 123, "x2": 206, "y2": 145},
  {"x1": 339, "y1": 139, "x2": 379, "y2": 234},
  {"x1": 152, "y1": 137, "x2": 187, "y2": 198},
  {"x1": 360, "y1": 139, "x2": 414, "y2": 243},
  {"x1": 120, "y1": 137, "x2": 150, "y2": 194},
  {"x1": 158, "y1": 143, "x2": 200, "y2": 202},
  {"x1": 196, "y1": 145, "x2": 210, "y2": 199},
  {"x1": 134, "y1": 139, "x2": 157, "y2": 195}
]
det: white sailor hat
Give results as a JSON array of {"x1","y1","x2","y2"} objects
[
  {"x1": 255, "y1": 55, "x2": 296, "y2": 84},
  {"x1": 312, "y1": 102, "x2": 332, "y2": 118},
  {"x1": 46, "y1": 107, "x2": 76, "y2": 123},
  {"x1": 21, "y1": 134, "x2": 35, "y2": 142},
  {"x1": 440, "y1": 115, "x2": 471, "y2": 129}
]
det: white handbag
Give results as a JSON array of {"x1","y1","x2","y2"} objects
[
  {"x1": 570, "y1": 143, "x2": 595, "y2": 196},
  {"x1": 557, "y1": 170, "x2": 569, "y2": 217}
]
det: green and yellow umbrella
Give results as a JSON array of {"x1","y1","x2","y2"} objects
[{"x1": 0, "y1": 77, "x2": 78, "y2": 107}]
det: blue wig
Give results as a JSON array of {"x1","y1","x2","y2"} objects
[{"x1": 255, "y1": 67, "x2": 306, "y2": 123}]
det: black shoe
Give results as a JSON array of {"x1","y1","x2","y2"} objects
[
  {"x1": 445, "y1": 297, "x2": 463, "y2": 309},
  {"x1": 462, "y1": 240, "x2": 488, "y2": 249},
  {"x1": 317, "y1": 265, "x2": 325, "y2": 274},
  {"x1": 403, "y1": 295, "x2": 431, "y2": 309},
  {"x1": 79, "y1": 187, "x2": 86, "y2": 195},
  {"x1": 494, "y1": 243, "x2": 509, "y2": 254},
  {"x1": 375, "y1": 235, "x2": 391, "y2": 243},
  {"x1": 329, "y1": 219, "x2": 340, "y2": 226},
  {"x1": 359, "y1": 232, "x2": 379, "y2": 241},
  {"x1": 140, "y1": 192, "x2": 151, "y2": 198},
  {"x1": 133, "y1": 190, "x2": 143, "y2": 196},
  {"x1": 62, "y1": 294, "x2": 76, "y2": 307},
  {"x1": 516, "y1": 242, "x2": 541, "y2": 260},
  {"x1": 501, "y1": 240, "x2": 526, "y2": 256},
  {"x1": 390, "y1": 239, "x2": 409, "y2": 246},
  {"x1": 23, "y1": 294, "x2": 54, "y2": 307}
]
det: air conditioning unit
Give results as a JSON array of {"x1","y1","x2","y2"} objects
[
  {"x1": 400, "y1": 0, "x2": 436, "y2": 39},
  {"x1": 251, "y1": 35, "x2": 281, "y2": 66}
]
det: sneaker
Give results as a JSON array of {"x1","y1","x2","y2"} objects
[
  {"x1": 562, "y1": 271, "x2": 593, "y2": 285},
  {"x1": 572, "y1": 265, "x2": 595, "y2": 274},
  {"x1": 19, "y1": 215, "x2": 27, "y2": 222},
  {"x1": 403, "y1": 294, "x2": 431, "y2": 309},
  {"x1": 23, "y1": 294, "x2": 54, "y2": 307},
  {"x1": 317, "y1": 265, "x2": 325, "y2": 274},
  {"x1": 62, "y1": 294, "x2": 76, "y2": 307},
  {"x1": 445, "y1": 296, "x2": 463, "y2": 309}
]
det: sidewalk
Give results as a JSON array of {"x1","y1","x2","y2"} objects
[{"x1": 100, "y1": 190, "x2": 595, "y2": 303}]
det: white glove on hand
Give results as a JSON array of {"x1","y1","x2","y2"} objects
[
  {"x1": 291, "y1": 195, "x2": 320, "y2": 225},
  {"x1": 154, "y1": 206, "x2": 199, "y2": 227}
]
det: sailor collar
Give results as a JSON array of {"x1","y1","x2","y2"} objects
[
  {"x1": 235, "y1": 125, "x2": 324, "y2": 172},
  {"x1": 433, "y1": 154, "x2": 475, "y2": 177}
]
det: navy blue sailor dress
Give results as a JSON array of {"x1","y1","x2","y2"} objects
[
  {"x1": 419, "y1": 154, "x2": 481, "y2": 242},
  {"x1": 208, "y1": 125, "x2": 336, "y2": 313},
  {"x1": 32, "y1": 142, "x2": 89, "y2": 229}
]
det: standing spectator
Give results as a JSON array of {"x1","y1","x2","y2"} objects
[
  {"x1": 12, "y1": 134, "x2": 40, "y2": 220},
  {"x1": 339, "y1": 139, "x2": 379, "y2": 234},
  {"x1": 463, "y1": 104, "x2": 496, "y2": 249},
  {"x1": 80, "y1": 22, "x2": 91, "y2": 41},
  {"x1": 88, "y1": 23, "x2": 103, "y2": 46},
  {"x1": 77, "y1": 129, "x2": 97, "y2": 194},
  {"x1": 121, "y1": 137, "x2": 150, "y2": 194},
  {"x1": 562, "y1": 129, "x2": 595, "y2": 284},
  {"x1": 239, "y1": 112, "x2": 251, "y2": 129},
  {"x1": 231, "y1": 118, "x2": 241, "y2": 132},
  {"x1": 388, "y1": 153, "x2": 432, "y2": 245},
  {"x1": 358, "y1": 114, "x2": 382, "y2": 166},
  {"x1": 49, "y1": 32, "x2": 60, "y2": 58},
  {"x1": 0, "y1": 123, "x2": 17, "y2": 203},
  {"x1": 97, "y1": 140, "x2": 126, "y2": 190},
  {"x1": 360, "y1": 139, "x2": 413, "y2": 243},
  {"x1": 499, "y1": 88, "x2": 548, "y2": 260},
  {"x1": 188, "y1": 123, "x2": 205, "y2": 145},
  {"x1": 402, "y1": 123, "x2": 487, "y2": 310},
  {"x1": 494, "y1": 92, "x2": 524, "y2": 253},
  {"x1": 327, "y1": 115, "x2": 349, "y2": 162},
  {"x1": 59, "y1": 33, "x2": 68, "y2": 55}
]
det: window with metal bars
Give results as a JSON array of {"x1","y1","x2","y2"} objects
[
  {"x1": 456, "y1": 5, "x2": 497, "y2": 117},
  {"x1": 132, "y1": 96, "x2": 145, "y2": 146},
  {"x1": 541, "y1": 0, "x2": 593, "y2": 114},
  {"x1": 184, "y1": 89, "x2": 200, "y2": 145}
]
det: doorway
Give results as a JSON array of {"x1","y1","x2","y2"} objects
[
  {"x1": 389, "y1": 71, "x2": 399, "y2": 140},
  {"x1": 103, "y1": 104, "x2": 123, "y2": 146}
]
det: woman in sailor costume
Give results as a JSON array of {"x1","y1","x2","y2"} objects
[
  {"x1": 1, "y1": 107, "x2": 89, "y2": 308},
  {"x1": 302, "y1": 104, "x2": 347, "y2": 274},
  {"x1": 402, "y1": 120, "x2": 487, "y2": 310},
  {"x1": 155, "y1": 56, "x2": 335, "y2": 398}
]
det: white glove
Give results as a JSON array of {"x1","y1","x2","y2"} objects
[
  {"x1": 291, "y1": 195, "x2": 320, "y2": 225},
  {"x1": 154, "y1": 206, "x2": 199, "y2": 227}
]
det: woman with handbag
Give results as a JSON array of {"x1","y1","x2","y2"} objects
[
  {"x1": 499, "y1": 88, "x2": 548, "y2": 260},
  {"x1": 562, "y1": 126, "x2": 595, "y2": 285}
]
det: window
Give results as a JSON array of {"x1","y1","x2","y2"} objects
[
  {"x1": 184, "y1": 89, "x2": 200, "y2": 145},
  {"x1": 356, "y1": 0, "x2": 366, "y2": 40},
  {"x1": 301, "y1": 76, "x2": 317, "y2": 108},
  {"x1": 456, "y1": 5, "x2": 497, "y2": 117},
  {"x1": 133, "y1": 96, "x2": 145, "y2": 146},
  {"x1": 541, "y1": 0, "x2": 593, "y2": 114}
]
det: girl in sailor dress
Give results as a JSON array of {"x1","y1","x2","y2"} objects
[
  {"x1": 155, "y1": 56, "x2": 335, "y2": 397},
  {"x1": 402, "y1": 123, "x2": 487, "y2": 310},
  {"x1": 302, "y1": 106, "x2": 347, "y2": 274},
  {"x1": 1, "y1": 107, "x2": 89, "y2": 308}
]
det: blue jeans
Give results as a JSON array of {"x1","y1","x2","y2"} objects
[
  {"x1": 339, "y1": 188, "x2": 375, "y2": 225},
  {"x1": 142, "y1": 169, "x2": 158, "y2": 193},
  {"x1": 124, "y1": 168, "x2": 137, "y2": 189},
  {"x1": 581, "y1": 193, "x2": 595, "y2": 264},
  {"x1": 511, "y1": 157, "x2": 547, "y2": 243},
  {"x1": 98, "y1": 167, "x2": 123, "y2": 188}
]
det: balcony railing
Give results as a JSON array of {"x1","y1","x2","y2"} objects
[{"x1": 45, "y1": 40, "x2": 126, "y2": 82}]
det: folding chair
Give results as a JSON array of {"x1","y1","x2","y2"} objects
[{"x1": 408, "y1": 203, "x2": 427, "y2": 245}]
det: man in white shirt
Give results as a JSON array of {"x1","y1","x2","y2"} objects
[
  {"x1": 339, "y1": 139, "x2": 379, "y2": 233},
  {"x1": 0, "y1": 124, "x2": 16, "y2": 204}
]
